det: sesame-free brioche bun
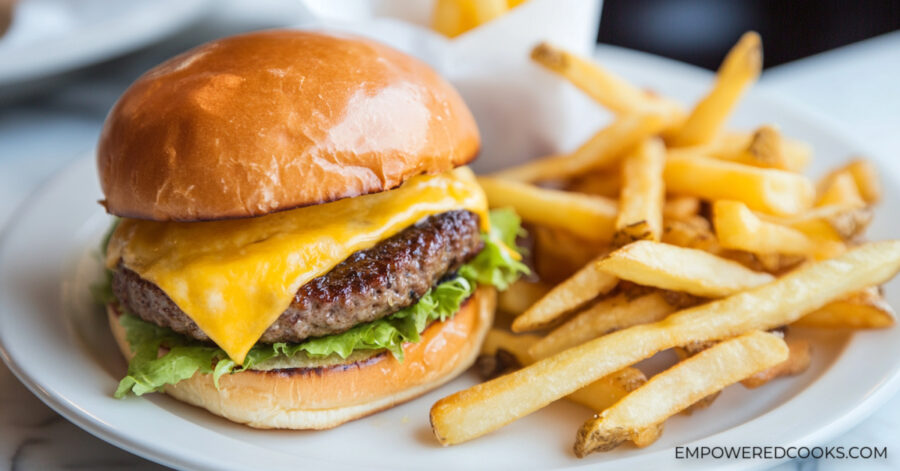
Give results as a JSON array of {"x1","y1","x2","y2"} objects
[
  {"x1": 108, "y1": 287, "x2": 494, "y2": 430},
  {"x1": 97, "y1": 30, "x2": 480, "y2": 221}
]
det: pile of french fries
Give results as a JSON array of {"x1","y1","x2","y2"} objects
[
  {"x1": 432, "y1": 0, "x2": 526, "y2": 38},
  {"x1": 430, "y1": 32, "x2": 900, "y2": 457}
]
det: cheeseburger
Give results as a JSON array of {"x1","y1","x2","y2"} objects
[{"x1": 96, "y1": 30, "x2": 526, "y2": 429}]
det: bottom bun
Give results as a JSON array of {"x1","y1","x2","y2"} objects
[{"x1": 109, "y1": 286, "x2": 495, "y2": 430}]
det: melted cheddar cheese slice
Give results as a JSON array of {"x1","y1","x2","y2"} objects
[{"x1": 106, "y1": 167, "x2": 488, "y2": 364}]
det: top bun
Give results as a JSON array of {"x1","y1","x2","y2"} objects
[{"x1": 97, "y1": 30, "x2": 480, "y2": 221}]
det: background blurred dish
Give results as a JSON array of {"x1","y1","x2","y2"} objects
[
  {"x1": 0, "y1": 0, "x2": 15, "y2": 37},
  {"x1": 1, "y1": 44, "x2": 899, "y2": 470},
  {"x1": 0, "y1": 0, "x2": 212, "y2": 88}
]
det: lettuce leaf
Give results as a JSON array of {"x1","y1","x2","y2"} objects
[
  {"x1": 90, "y1": 218, "x2": 119, "y2": 305},
  {"x1": 114, "y1": 314, "x2": 224, "y2": 397},
  {"x1": 110, "y1": 209, "x2": 527, "y2": 397},
  {"x1": 90, "y1": 269, "x2": 116, "y2": 305},
  {"x1": 460, "y1": 207, "x2": 529, "y2": 291}
]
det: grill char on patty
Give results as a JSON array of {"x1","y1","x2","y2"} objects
[{"x1": 111, "y1": 210, "x2": 483, "y2": 344}]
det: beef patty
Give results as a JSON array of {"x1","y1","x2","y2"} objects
[{"x1": 112, "y1": 210, "x2": 483, "y2": 344}]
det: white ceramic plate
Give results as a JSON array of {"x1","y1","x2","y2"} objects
[
  {"x1": 2, "y1": 45, "x2": 900, "y2": 471},
  {"x1": 0, "y1": 0, "x2": 212, "y2": 86}
]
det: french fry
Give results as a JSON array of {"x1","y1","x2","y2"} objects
[
  {"x1": 532, "y1": 227, "x2": 607, "y2": 283},
  {"x1": 741, "y1": 337, "x2": 811, "y2": 388},
  {"x1": 753, "y1": 254, "x2": 809, "y2": 275},
  {"x1": 774, "y1": 215, "x2": 841, "y2": 245},
  {"x1": 820, "y1": 206, "x2": 873, "y2": 240},
  {"x1": 430, "y1": 241, "x2": 900, "y2": 446},
  {"x1": 668, "y1": 130, "x2": 812, "y2": 173},
  {"x1": 530, "y1": 42, "x2": 684, "y2": 123},
  {"x1": 479, "y1": 329, "x2": 652, "y2": 417},
  {"x1": 566, "y1": 367, "x2": 651, "y2": 415},
  {"x1": 674, "y1": 339, "x2": 721, "y2": 411},
  {"x1": 490, "y1": 114, "x2": 666, "y2": 182},
  {"x1": 816, "y1": 172, "x2": 866, "y2": 209},
  {"x1": 480, "y1": 328, "x2": 540, "y2": 365},
  {"x1": 567, "y1": 170, "x2": 621, "y2": 198},
  {"x1": 676, "y1": 339, "x2": 718, "y2": 357},
  {"x1": 665, "y1": 155, "x2": 815, "y2": 215},
  {"x1": 574, "y1": 331, "x2": 788, "y2": 456},
  {"x1": 596, "y1": 240, "x2": 775, "y2": 298},
  {"x1": 666, "y1": 136, "x2": 738, "y2": 161},
  {"x1": 719, "y1": 127, "x2": 810, "y2": 173},
  {"x1": 613, "y1": 280, "x2": 656, "y2": 299},
  {"x1": 846, "y1": 162, "x2": 878, "y2": 200},
  {"x1": 780, "y1": 138, "x2": 815, "y2": 173},
  {"x1": 824, "y1": 207, "x2": 874, "y2": 241},
  {"x1": 661, "y1": 217, "x2": 797, "y2": 274},
  {"x1": 671, "y1": 32, "x2": 762, "y2": 146},
  {"x1": 478, "y1": 177, "x2": 617, "y2": 242},
  {"x1": 661, "y1": 290, "x2": 705, "y2": 309},
  {"x1": 730, "y1": 126, "x2": 810, "y2": 172},
  {"x1": 668, "y1": 129, "x2": 757, "y2": 158},
  {"x1": 467, "y1": 0, "x2": 508, "y2": 25},
  {"x1": 672, "y1": 339, "x2": 729, "y2": 415},
  {"x1": 432, "y1": 0, "x2": 466, "y2": 37},
  {"x1": 661, "y1": 217, "x2": 719, "y2": 253},
  {"x1": 758, "y1": 204, "x2": 873, "y2": 242},
  {"x1": 476, "y1": 330, "x2": 538, "y2": 380},
  {"x1": 663, "y1": 196, "x2": 701, "y2": 221},
  {"x1": 713, "y1": 200, "x2": 844, "y2": 259},
  {"x1": 733, "y1": 126, "x2": 783, "y2": 168},
  {"x1": 683, "y1": 392, "x2": 722, "y2": 413},
  {"x1": 614, "y1": 138, "x2": 666, "y2": 245},
  {"x1": 670, "y1": 32, "x2": 762, "y2": 146},
  {"x1": 529, "y1": 292, "x2": 677, "y2": 360},
  {"x1": 794, "y1": 287, "x2": 896, "y2": 328},
  {"x1": 673, "y1": 339, "x2": 717, "y2": 367},
  {"x1": 820, "y1": 159, "x2": 881, "y2": 204},
  {"x1": 512, "y1": 258, "x2": 618, "y2": 332},
  {"x1": 497, "y1": 280, "x2": 552, "y2": 316},
  {"x1": 432, "y1": 0, "x2": 508, "y2": 37}
]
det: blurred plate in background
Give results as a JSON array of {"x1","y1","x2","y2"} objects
[{"x1": 0, "y1": 0, "x2": 213, "y2": 88}]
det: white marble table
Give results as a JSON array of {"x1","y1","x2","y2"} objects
[{"x1": 1, "y1": 3, "x2": 899, "y2": 469}]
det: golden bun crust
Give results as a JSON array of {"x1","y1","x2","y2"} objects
[
  {"x1": 98, "y1": 30, "x2": 480, "y2": 221},
  {"x1": 108, "y1": 287, "x2": 495, "y2": 429}
]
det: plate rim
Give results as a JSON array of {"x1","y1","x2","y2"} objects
[{"x1": 0, "y1": 0, "x2": 215, "y2": 85}]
